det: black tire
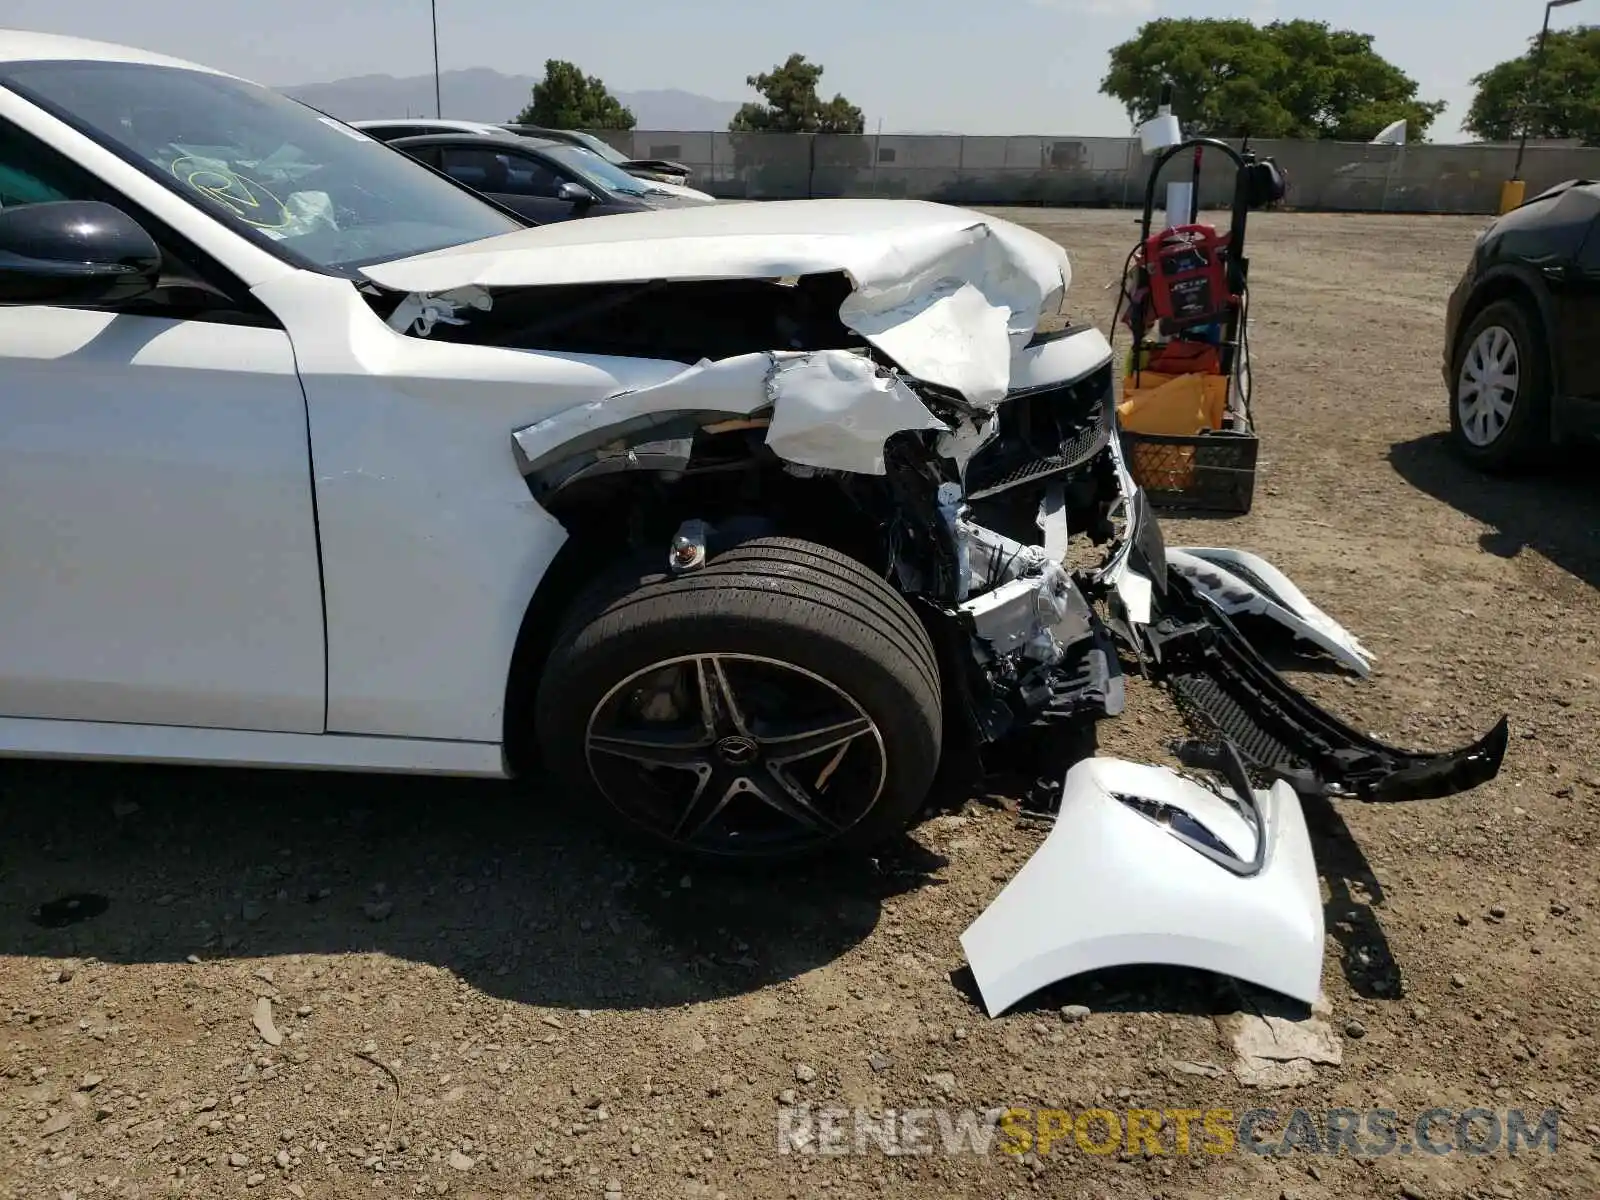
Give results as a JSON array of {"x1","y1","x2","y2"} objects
[
  {"x1": 534, "y1": 536, "x2": 942, "y2": 863},
  {"x1": 1448, "y1": 298, "x2": 1552, "y2": 471}
]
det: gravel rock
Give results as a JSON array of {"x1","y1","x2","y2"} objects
[
  {"x1": 251, "y1": 997, "x2": 283, "y2": 1047},
  {"x1": 1450, "y1": 974, "x2": 1468, "y2": 989},
  {"x1": 448, "y1": 1149, "x2": 475, "y2": 1171},
  {"x1": 1060, "y1": 1005, "x2": 1090, "y2": 1023},
  {"x1": 791, "y1": 1063, "x2": 816, "y2": 1084},
  {"x1": 1344, "y1": 1019, "x2": 1367, "y2": 1039}
]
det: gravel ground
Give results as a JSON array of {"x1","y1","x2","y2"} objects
[{"x1": 2, "y1": 209, "x2": 1598, "y2": 1200}]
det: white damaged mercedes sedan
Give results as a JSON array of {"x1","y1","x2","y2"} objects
[{"x1": 0, "y1": 32, "x2": 1507, "y2": 871}]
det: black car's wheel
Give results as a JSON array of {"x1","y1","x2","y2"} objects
[
  {"x1": 1449, "y1": 299, "x2": 1552, "y2": 470},
  {"x1": 534, "y1": 537, "x2": 942, "y2": 863}
]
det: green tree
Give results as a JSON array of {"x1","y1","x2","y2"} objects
[
  {"x1": 1465, "y1": 26, "x2": 1600, "y2": 145},
  {"x1": 1101, "y1": 18, "x2": 1446, "y2": 141},
  {"x1": 729, "y1": 53, "x2": 865, "y2": 134},
  {"x1": 512, "y1": 60, "x2": 635, "y2": 130}
]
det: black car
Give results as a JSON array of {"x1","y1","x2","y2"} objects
[
  {"x1": 1443, "y1": 179, "x2": 1600, "y2": 469},
  {"x1": 498, "y1": 124, "x2": 695, "y2": 187},
  {"x1": 387, "y1": 133, "x2": 694, "y2": 224}
]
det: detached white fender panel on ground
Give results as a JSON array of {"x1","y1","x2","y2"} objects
[
  {"x1": 960, "y1": 756, "x2": 1325, "y2": 1018},
  {"x1": 1167, "y1": 547, "x2": 1375, "y2": 676}
]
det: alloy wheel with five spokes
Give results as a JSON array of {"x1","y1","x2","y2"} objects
[{"x1": 584, "y1": 653, "x2": 888, "y2": 858}]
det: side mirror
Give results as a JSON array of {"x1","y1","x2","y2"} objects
[
  {"x1": 0, "y1": 200, "x2": 162, "y2": 306},
  {"x1": 557, "y1": 181, "x2": 596, "y2": 206}
]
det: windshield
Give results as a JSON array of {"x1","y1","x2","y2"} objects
[
  {"x1": 543, "y1": 144, "x2": 654, "y2": 196},
  {"x1": 568, "y1": 131, "x2": 629, "y2": 165},
  {"x1": 0, "y1": 61, "x2": 523, "y2": 272}
]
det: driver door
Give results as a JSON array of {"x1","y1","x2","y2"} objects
[{"x1": 0, "y1": 117, "x2": 326, "y2": 733}]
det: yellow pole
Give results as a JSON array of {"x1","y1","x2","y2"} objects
[{"x1": 1499, "y1": 178, "x2": 1527, "y2": 214}]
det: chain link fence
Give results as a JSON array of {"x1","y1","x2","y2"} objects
[{"x1": 600, "y1": 131, "x2": 1600, "y2": 214}]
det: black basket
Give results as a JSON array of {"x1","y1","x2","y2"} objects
[{"x1": 1120, "y1": 428, "x2": 1259, "y2": 514}]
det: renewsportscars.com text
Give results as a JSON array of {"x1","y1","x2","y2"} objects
[{"x1": 776, "y1": 1104, "x2": 1561, "y2": 1159}]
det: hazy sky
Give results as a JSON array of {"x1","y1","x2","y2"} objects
[{"x1": 3, "y1": 0, "x2": 1581, "y2": 141}]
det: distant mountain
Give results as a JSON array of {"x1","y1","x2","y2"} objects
[{"x1": 279, "y1": 68, "x2": 741, "y2": 131}]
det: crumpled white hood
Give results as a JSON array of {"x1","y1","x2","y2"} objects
[{"x1": 361, "y1": 199, "x2": 1071, "y2": 407}]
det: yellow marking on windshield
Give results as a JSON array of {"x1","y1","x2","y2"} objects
[{"x1": 170, "y1": 157, "x2": 292, "y2": 231}]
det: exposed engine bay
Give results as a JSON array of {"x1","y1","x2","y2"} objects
[{"x1": 491, "y1": 310, "x2": 1506, "y2": 807}]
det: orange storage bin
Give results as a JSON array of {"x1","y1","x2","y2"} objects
[{"x1": 1117, "y1": 371, "x2": 1230, "y2": 491}]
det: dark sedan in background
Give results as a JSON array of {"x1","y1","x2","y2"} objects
[
  {"x1": 388, "y1": 132, "x2": 703, "y2": 223},
  {"x1": 500, "y1": 124, "x2": 696, "y2": 189},
  {"x1": 1444, "y1": 179, "x2": 1600, "y2": 469}
]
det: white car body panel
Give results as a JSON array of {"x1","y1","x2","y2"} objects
[
  {"x1": 0, "y1": 306, "x2": 326, "y2": 732},
  {"x1": 0, "y1": 715, "x2": 503, "y2": 776},
  {"x1": 960, "y1": 756, "x2": 1326, "y2": 1017},
  {"x1": 1167, "y1": 547, "x2": 1375, "y2": 676},
  {"x1": 0, "y1": 30, "x2": 231, "y2": 72},
  {"x1": 250, "y1": 270, "x2": 668, "y2": 742},
  {"x1": 1096, "y1": 433, "x2": 1155, "y2": 625},
  {"x1": 510, "y1": 348, "x2": 959, "y2": 481},
  {"x1": 1008, "y1": 326, "x2": 1113, "y2": 391},
  {"x1": 360, "y1": 199, "x2": 1071, "y2": 407}
]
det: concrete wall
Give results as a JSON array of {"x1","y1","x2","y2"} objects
[{"x1": 605, "y1": 131, "x2": 1600, "y2": 214}]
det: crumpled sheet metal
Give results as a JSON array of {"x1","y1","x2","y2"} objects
[
  {"x1": 511, "y1": 349, "x2": 950, "y2": 479},
  {"x1": 764, "y1": 352, "x2": 948, "y2": 475},
  {"x1": 361, "y1": 200, "x2": 1069, "y2": 408}
]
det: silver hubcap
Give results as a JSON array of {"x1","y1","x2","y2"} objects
[
  {"x1": 583, "y1": 653, "x2": 887, "y2": 857},
  {"x1": 1457, "y1": 325, "x2": 1520, "y2": 447}
]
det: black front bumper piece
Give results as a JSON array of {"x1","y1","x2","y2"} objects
[{"x1": 1142, "y1": 572, "x2": 1509, "y2": 802}]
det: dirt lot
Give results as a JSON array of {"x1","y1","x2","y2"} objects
[{"x1": 2, "y1": 209, "x2": 1598, "y2": 1200}]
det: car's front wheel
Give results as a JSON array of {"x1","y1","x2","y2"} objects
[
  {"x1": 534, "y1": 537, "x2": 943, "y2": 863},
  {"x1": 1449, "y1": 299, "x2": 1551, "y2": 470}
]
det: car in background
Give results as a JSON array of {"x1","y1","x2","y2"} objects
[
  {"x1": 1443, "y1": 179, "x2": 1600, "y2": 469},
  {"x1": 501, "y1": 124, "x2": 708, "y2": 194},
  {"x1": 350, "y1": 117, "x2": 503, "y2": 141},
  {"x1": 353, "y1": 118, "x2": 717, "y2": 203},
  {"x1": 388, "y1": 132, "x2": 707, "y2": 223}
]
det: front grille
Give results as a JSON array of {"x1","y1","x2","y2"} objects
[{"x1": 963, "y1": 363, "x2": 1114, "y2": 501}]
